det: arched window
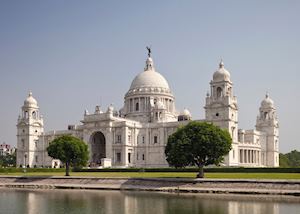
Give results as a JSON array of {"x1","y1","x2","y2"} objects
[
  {"x1": 228, "y1": 87, "x2": 232, "y2": 95},
  {"x1": 216, "y1": 87, "x2": 223, "y2": 98},
  {"x1": 135, "y1": 102, "x2": 139, "y2": 111},
  {"x1": 25, "y1": 111, "x2": 29, "y2": 119},
  {"x1": 32, "y1": 111, "x2": 36, "y2": 119}
]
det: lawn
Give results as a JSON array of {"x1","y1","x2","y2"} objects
[{"x1": 0, "y1": 171, "x2": 300, "y2": 179}]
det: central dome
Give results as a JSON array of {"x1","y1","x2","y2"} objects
[
  {"x1": 129, "y1": 57, "x2": 170, "y2": 90},
  {"x1": 123, "y1": 53, "x2": 177, "y2": 123}
]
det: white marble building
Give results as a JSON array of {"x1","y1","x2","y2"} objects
[{"x1": 16, "y1": 51, "x2": 279, "y2": 168}]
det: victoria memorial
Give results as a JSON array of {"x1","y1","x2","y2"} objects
[{"x1": 16, "y1": 50, "x2": 279, "y2": 168}]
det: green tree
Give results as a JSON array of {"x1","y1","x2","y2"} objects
[
  {"x1": 47, "y1": 135, "x2": 89, "y2": 176},
  {"x1": 165, "y1": 121, "x2": 232, "y2": 178},
  {"x1": 0, "y1": 152, "x2": 16, "y2": 167},
  {"x1": 279, "y1": 153, "x2": 289, "y2": 167},
  {"x1": 285, "y1": 150, "x2": 300, "y2": 167}
]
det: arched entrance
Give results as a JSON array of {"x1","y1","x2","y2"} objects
[{"x1": 90, "y1": 132, "x2": 106, "y2": 166}]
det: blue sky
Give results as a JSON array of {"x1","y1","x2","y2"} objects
[{"x1": 0, "y1": 1, "x2": 299, "y2": 152}]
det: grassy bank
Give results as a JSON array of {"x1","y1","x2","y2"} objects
[{"x1": 1, "y1": 171, "x2": 300, "y2": 179}]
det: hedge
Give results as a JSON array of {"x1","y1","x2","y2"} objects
[
  {"x1": 74, "y1": 167, "x2": 300, "y2": 173},
  {"x1": 1, "y1": 167, "x2": 299, "y2": 173},
  {"x1": 0, "y1": 168, "x2": 65, "y2": 173}
]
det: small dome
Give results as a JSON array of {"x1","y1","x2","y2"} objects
[
  {"x1": 213, "y1": 60, "x2": 231, "y2": 82},
  {"x1": 261, "y1": 93, "x2": 274, "y2": 108},
  {"x1": 178, "y1": 108, "x2": 192, "y2": 121},
  {"x1": 180, "y1": 108, "x2": 192, "y2": 117},
  {"x1": 129, "y1": 57, "x2": 170, "y2": 91},
  {"x1": 24, "y1": 92, "x2": 38, "y2": 107}
]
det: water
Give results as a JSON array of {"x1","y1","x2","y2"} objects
[{"x1": 0, "y1": 188, "x2": 299, "y2": 214}]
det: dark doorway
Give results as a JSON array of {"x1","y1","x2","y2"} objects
[{"x1": 91, "y1": 132, "x2": 106, "y2": 165}]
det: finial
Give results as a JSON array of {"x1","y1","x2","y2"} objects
[
  {"x1": 95, "y1": 105, "x2": 101, "y2": 114},
  {"x1": 146, "y1": 46, "x2": 151, "y2": 57},
  {"x1": 265, "y1": 92, "x2": 269, "y2": 98},
  {"x1": 206, "y1": 91, "x2": 210, "y2": 97},
  {"x1": 144, "y1": 48, "x2": 154, "y2": 71},
  {"x1": 107, "y1": 104, "x2": 114, "y2": 113},
  {"x1": 29, "y1": 91, "x2": 32, "y2": 97},
  {"x1": 219, "y1": 59, "x2": 224, "y2": 68}
]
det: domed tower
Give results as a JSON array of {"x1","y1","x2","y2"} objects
[
  {"x1": 17, "y1": 92, "x2": 44, "y2": 168},
  {"x1": 256, "y1": 93, "x2": 279, "y2": 167},
  {"x1": 123, "y1": 50, "x2": 177, "y2": 123},
  {"x1": 204, "y1": 60, "x2": 239, "y2": 166}
]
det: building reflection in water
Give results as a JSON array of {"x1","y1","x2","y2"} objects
[{"x1": 1, "y1": 189, "x2": 299, "y2": 214}]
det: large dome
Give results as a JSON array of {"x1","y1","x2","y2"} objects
[{"x1": 129, "y1": 57, "x2": 170, "y2": 90}]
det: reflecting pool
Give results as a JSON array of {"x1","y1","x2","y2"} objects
[{"x1": 0, "y1": 189, "x2": 299, "y2": 214}]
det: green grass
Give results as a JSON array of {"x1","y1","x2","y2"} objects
[{"x1": 1, "y1": 171, "x2": 300, "y2": 179}]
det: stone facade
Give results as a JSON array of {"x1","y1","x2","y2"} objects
[{"x1": 16, "y1": 52, "x2": 279, "y2": 168}]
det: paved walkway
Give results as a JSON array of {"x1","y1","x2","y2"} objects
[{"x1": 1, "y1": 176, "x2": 300, "y2": 196}]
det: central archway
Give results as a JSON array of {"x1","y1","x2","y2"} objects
[{"x1": 90, "y1": 132, "x2": 106, "y2": 165}]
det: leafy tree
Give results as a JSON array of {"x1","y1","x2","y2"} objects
[
  {"x1": 279, "y1": 150, "x2": 300, "y2": 167},
  {"x1": 47, "y1": 135, "x2": 89, "y2": 176},
  {"x1": 165, "y1": 121, "x2": 232, "y2": 178},
  {"x1": 0, "y1": 152, "x2": 16, "y2": 167},
  {"x1": 279, "y1": 153, "x2": 289, "y2": 167},
  {"x1": 285, "y1": 150, "x2": 300, "y2": 167}
]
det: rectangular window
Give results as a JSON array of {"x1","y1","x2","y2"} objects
[
  {"x1": 128, "y1": 135, "x2": 131, "y2": 144},
  {"x1": 142, "y1": 154, "x2": 145, "y2": 160},
  {"x1": 116, "y1": 135, "x2": 121, "y2": 143},
  {"x1": 137, "y1": 153, "x2": 139, "y2": 160},
  {"x1": 21, "y1": 139, "x2": 25, "y2": 148},
  {"x1": 116, "y1": 152, "x2": 121, "y2": 162},
  {"x1": 128, "y1": 153, "x2": 131, "y2": 163},
  {"x1": 35, "y1": 156, "x2": 38, "y2": 163},
  {"x1": 154, "y1": 136, "x2": 158, "y2": 144}
]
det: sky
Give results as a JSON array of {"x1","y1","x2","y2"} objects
[{"x1": 0, "y1": 1, "x2": 299, "y2": 153}]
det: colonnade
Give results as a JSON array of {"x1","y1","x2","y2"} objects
[
  {"x1": 239, "y1": 149, "x2": 260, "y2": 165},
  {"x1": 126, "y1": 97, "x2": 174, "y2": 113}
]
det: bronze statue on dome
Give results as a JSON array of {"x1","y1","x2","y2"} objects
[{"x1": 146, "y1": 46, "x2": 151, "y2": 57}]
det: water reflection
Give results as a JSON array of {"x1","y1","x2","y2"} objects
[{"x1": 0, "y1": 189, "x2": 299, "y2": 214}]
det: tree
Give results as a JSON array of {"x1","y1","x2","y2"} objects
[
  {"x1": 280, "y1": 150, "x2": 300, "y2": 167},
  {"x1": 279, "y1": 153, "x2": 289, "y2": 167},
  {"x1": 0, "y1": 152, "x2": 16, "y2": 167},
  {"x1": 285, "y1": 150, "x2": 300, "y2": 167},
  {"x1": 165, "y1": 121, "x2": 232, "y2": 178},
  {"x1": 47, "y1": 135, "x2": 89, "y2": 176}
]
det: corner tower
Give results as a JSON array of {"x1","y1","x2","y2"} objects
[
  {"x1": 256, "y1": 93, "x2": 279, "y2": 167},
  {"x1": 17, "y1": 92, "x2": 44, "y2": 168},
  {"x1": 204, "y1": 61, "x2": 239, "y2": 166}
]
